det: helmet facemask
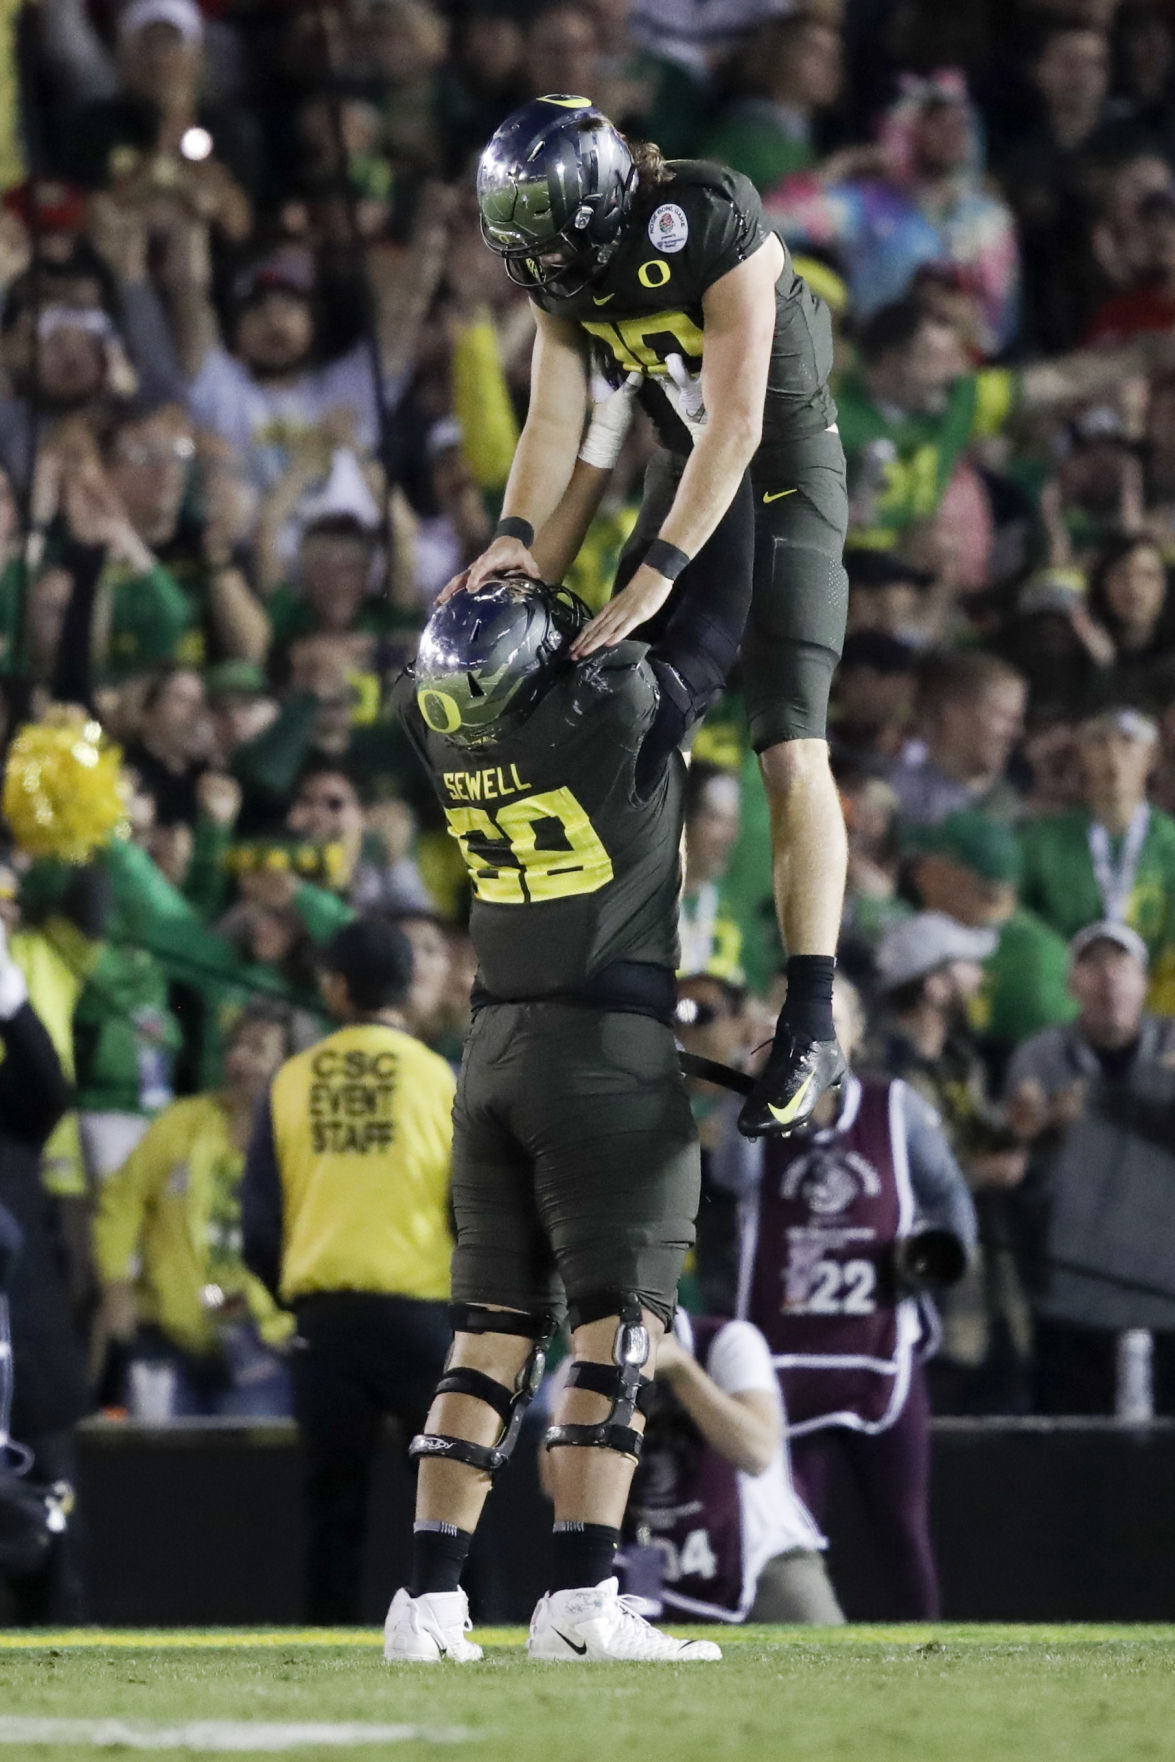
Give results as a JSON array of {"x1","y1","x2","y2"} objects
[{"x1": 477, "y1": 101, "x2": 638, "y2": 300}]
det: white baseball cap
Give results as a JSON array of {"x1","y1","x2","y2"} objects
[
  {"x1": 118, "y1": 0, "x2": 204, "y2": 46},
  {"x1": 877, "y1": 912, "x2": 997, "y2": 993},
  {"x1": 1069, "y1": 920, "x2": 1149, "y2": 969}
]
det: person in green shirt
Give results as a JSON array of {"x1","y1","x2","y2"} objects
[
  {"x1": 266, "y1": 513, "x2": 402, "y2": 667},
  {"x1": 1019, "y1": 707, "x2": 1175, "y2": 1013},
  {"x1": 697, "y1": 13, "x2": 842, "y2": 193},
  {"x1": 839, "y1": 298, "x2": 1175, "y2": 550},
  {"x1": 904, "y1": 810, "x2": 1077, "y2": 1069},
  {"x1": 679, "y1": 764, "x2": 747, "y2": 986}
]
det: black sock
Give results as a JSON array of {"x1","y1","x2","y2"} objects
[
  {"x1": 410, "y1": 1521, "x2": 474, "y2": 1596},
  {"x1": 780, "y1": 954, "x2": 837, "y2": 1042},
  {"x1": 549, "y1": 1521, "x2": 622, "y2": 1593}
]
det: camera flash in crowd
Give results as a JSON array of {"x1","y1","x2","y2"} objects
[{"x1": 180, "y1": 127, "x2": 213, "y2": 163}]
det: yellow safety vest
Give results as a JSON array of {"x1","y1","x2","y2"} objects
[{"x1": 270, "y1": 1022, "x2": 455, "y2": 1304}]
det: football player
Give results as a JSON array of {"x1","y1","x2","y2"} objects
[
  {"x1": 450, "y1": 95, "x2": 850, "y2": 1137},
  {"x1": 383, "y1": 396, "x2": 752, "y2": 1663}
]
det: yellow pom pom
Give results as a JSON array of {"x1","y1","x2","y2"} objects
[{"x1": 3, "y1": 716, "x2": 129, "y2": 863}]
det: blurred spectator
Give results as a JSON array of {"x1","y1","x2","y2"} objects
[
  {"x1": 1087, "y1": 187, "x2": 1175, "y2": 344},
  {"x1": 767, "y1": 70, "x2": 1020, "y2": 351},
  {"x1": 870, "y1": 911, "x2": 1024, "y2": 1189},
  {"x1": 104, "y1": 405, "x2": 267, "y2": 667},
  {"x1": 839, "y1": 772, "x2": 908, "y2": 973},
  {"x1": 265, "y1": 512, "x2": 391, "y2": 670},
  {"x1": 242, "y1": 918, "x2": 454, "y2": 1622},
  {"x1": 353, "y1": 0, "x2": 449, "y2": 182},
  {"x1": 123, "y1": 666, "x2": 211, "y2": 828},
  {"x1": 675, "y1": 972, "x2": 760, "y2": 1314},
  {"x1": 680, "y1": 764, "x2": 745, "y2": 982},
  {"x1": 871, "y1": 908, "x2": 1029, "y2": 1405},
  {"x1": 1019, "y1": 707, "x2": 1175, "y2": 982},
  {"x1": 55, "y1": 0, "x2": 261, "y2": 212},
  {"x1": 842, "y1": 293, "x2": 1175, "y2": 555},
  {"x1": 1005, "y1": 921, "x2": 1175, "y2": 1414},
  {"x1": 844, "y1": 550, "x2": 941, "y2": 650},
  {"x1": 997, "y1": 567, "x2": 1113, "y2": 719},
  {"x1": 285, "y1": 759, "x2": 432, "y2": 915},
  {"x1": 739, "y1": 973, "x2": 976, "y2": 1618},
  {"x1": 1085, "y1": 532, "x2": 1175, "y2": 707},
  {"x1": 698, "y1": 12, "x2": 843, "y2": 192},
  {"x1": 886, "y1": 649, "x2": 1026, "y2": 828},
  {"x1": 390, "y1": 908, "x2": 453, "y2": 1046},
  {"x1": 907, "y1": 810, "x2": 1077, "y2": 1066},
  {"x1": 994, "y1": 16, "x2": 1114, "y2": 349},
  {"x1": 829, "y1": 632, "x2": 918, "y2": 774},
  {"x1": 92, "y1": 1003, "x2": 297, "y2": 1419}
]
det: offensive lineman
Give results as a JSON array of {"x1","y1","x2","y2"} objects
[
  {"x1": 383, "y1": 392, "x2": 752, "y2": 1661},
  {"x1": 452, "y1": 95, "x2": 849, "y2": 1137}
]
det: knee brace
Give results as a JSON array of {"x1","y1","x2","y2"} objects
[
  {"x1": 409, "y1": 1304, "x2": 554, "y2": 1477},
  {"x1": 544, "y1": 1295, "x2": 653, "y2": 1462}
]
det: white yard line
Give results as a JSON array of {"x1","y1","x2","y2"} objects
[{"x1": 0, "y1": 1719, "x2": 469, "y2": 1750}]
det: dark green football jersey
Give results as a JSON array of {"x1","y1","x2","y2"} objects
[
  {"x1": 532, "y1": 161, "x2": 837, "y2": 453},
  {"x1": 393, "y1": 644, "x2": 685, "y2": 998}
]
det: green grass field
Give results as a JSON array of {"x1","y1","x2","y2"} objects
[{"x1": 1, "y1": 1628, "x2": 1174, "y2": 1762}]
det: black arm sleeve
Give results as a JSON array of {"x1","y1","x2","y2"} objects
[
  {"x1": 635, "y1": 473, "x2": 754, "y2": 790},
  {"x1": 0, "y1": 1002, "x2": 72, "y2": 1149},
  {"x1": 241, "y1": 1088, "x2": 285, "y2": 1304}
]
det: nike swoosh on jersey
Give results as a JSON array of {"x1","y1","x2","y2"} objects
[
  {"x1": 762, "y1": 489, "x2": 797, "y2": 503},
  {"x1": 592, "y1": 293, "x2": 616, "y2": 305},
  {"x1": 767, "y1": 1071, "x2": 814, "y2": 1127},
  {"x1": 555, "y1": 1629, "x2": 589, "y2": 1655}
]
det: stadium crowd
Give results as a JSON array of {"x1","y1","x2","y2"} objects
[{"x1": 4, "y1": 0, "x2": 1175, "y2": 1625}]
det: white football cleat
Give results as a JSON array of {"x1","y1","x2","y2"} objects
[
  {"x1": 527, "y1": 1577, "x2": 721, "y2": 1662},
  {"x1": 383, "y1": 1587, "x2": 483, "y2": 1662}
]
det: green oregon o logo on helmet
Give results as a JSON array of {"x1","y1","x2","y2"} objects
[{"x1": 418, "y1": 688, "x2": 464, "y2": 735}]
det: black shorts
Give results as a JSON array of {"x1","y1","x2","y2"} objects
[
  {"x1": 618, "y1": 430, "x2": 848, "y2": 751},
  {"x1": 450, "y1": 1003, "x2": 700, "y2": 1329}
]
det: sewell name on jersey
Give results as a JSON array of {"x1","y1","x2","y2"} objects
[{"x1": 443, "y1": 763, "x2": 532, "y2": 802}]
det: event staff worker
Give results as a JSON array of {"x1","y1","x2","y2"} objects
[{"x1": 242, "y1": 917, "x2": 455, "y2": 1623}]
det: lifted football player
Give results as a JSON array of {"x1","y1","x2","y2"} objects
[
  {"x1": 451, "y1": 95, "x2": 850, "y2": 1137},
  {"x1": 384, "y1": 404, "x2": 752, "y2": 1664}
]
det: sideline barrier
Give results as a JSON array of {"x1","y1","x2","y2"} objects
[{"x1": 31, "y1": 1415, "x2": 1175, "y2": 1626}]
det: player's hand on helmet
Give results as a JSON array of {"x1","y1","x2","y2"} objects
[
  {"x1": 662, "y1": 354, "x2": 707, "y2": 443},
  {"x1": 578, "y1": 370, "x2": 643, "y2": 471},
  {"x1": 572, "y1": 560, "x2": 676, "y2": 658},
  {"x1": 438, "y1": 535, "x2": 540, "y2": 604}
]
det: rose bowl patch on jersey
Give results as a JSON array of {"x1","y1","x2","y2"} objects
[{"x1": 649, "y1": 203, "x2": 689, "y2": 253}]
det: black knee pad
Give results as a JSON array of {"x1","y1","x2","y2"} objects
[
  {"x1": 545, "y1": 1295, "x2": 653, "y2": 1461},
  {"x1": 409, "y1": 1306, "x2": 555, "y2": 1476}
]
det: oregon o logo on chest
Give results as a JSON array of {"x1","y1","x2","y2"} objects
[
  {"x1": 638, "y1": 258, "x2": 672, "y2": 289},
  {"x1": 419, "y1": 688, "x2": 463, "y2": 735},
  {"x1": 648, "y1": 203, "x2": 689, "y2": 254}
]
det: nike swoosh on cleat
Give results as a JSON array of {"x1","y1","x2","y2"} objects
[
  {"x1": 762, "y1": 489, "x2": 797, "y2": 503},
  {"x1": 554, "y1": 1629, "x2": 589, "y2": 1655},
  {"x1": 592, "y1": 293, "x2": 616, "y2": 305},
  {"x1": 767, "y1": 1071, "x2": 814, "y2": 1127}
]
